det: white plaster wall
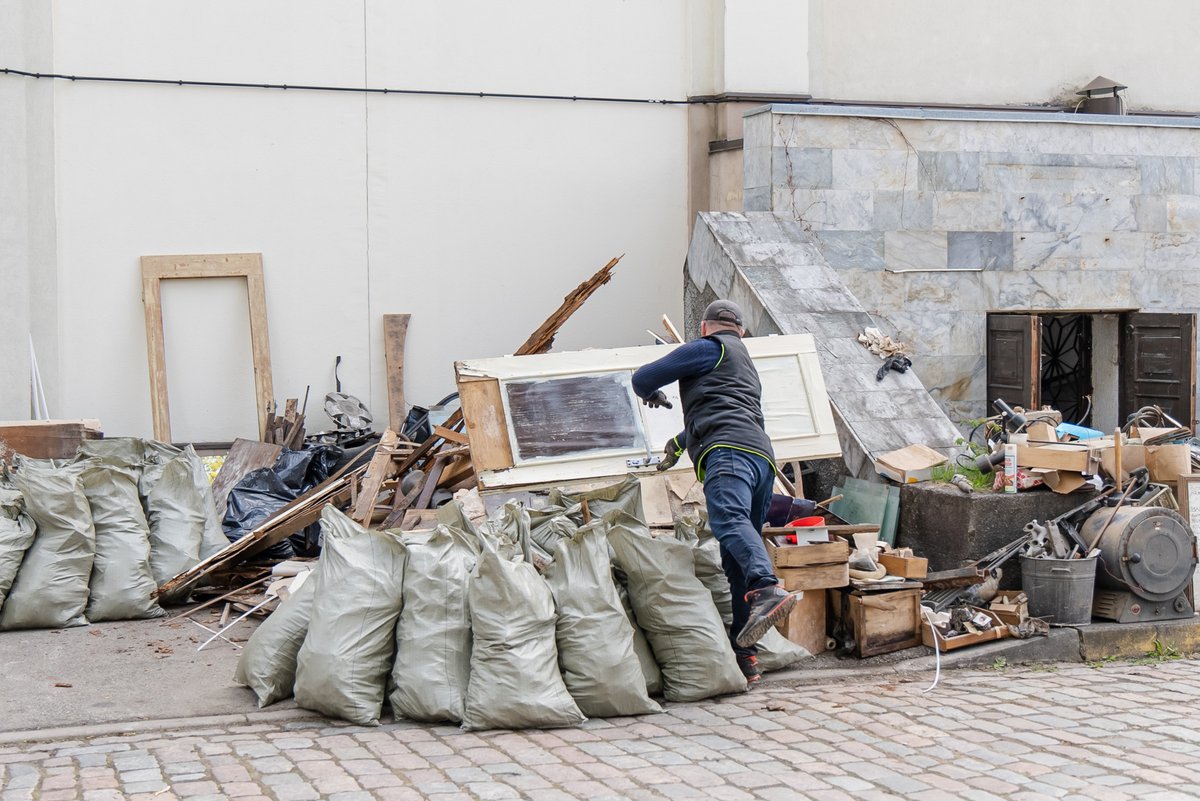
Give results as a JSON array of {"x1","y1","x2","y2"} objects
[
  {"x1": 723, "y1": 0, "x2": 809, "y2": 95},
  {"x1": 45, "y1": 1, "x2": 692, "y2": 439},
  {"x1": 0, "y1": 0, "x2": 57, "y2": 420},
  {"x1": 810, "y1": 0, "x2": 1200, "y2": 111}
]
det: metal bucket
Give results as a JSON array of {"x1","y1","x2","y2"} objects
[{"x1": 1020, "y1": 555, "x2": 1097, "y2": 626}]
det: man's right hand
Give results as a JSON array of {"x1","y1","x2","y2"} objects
[{"x1": 643, "y1": 390, "x2": 673, "y2": 409}]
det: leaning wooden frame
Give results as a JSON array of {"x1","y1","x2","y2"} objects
[{"x1": 141, "y1": 253, "x2": 274, "y2": 444}]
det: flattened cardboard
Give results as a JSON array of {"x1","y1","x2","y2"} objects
[{"x1": 874, "y1": 443, "x2": 948, "y2": 484}]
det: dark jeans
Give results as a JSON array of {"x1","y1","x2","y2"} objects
[{"x1": 702, "y1": 447, "x2": 778, "y2": 657}]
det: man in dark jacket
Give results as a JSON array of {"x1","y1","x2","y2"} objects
[{"x1": 632, "y1": 299, "x2": 796, "y2": 683}]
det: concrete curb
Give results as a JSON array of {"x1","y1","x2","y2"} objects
[{"x1": 0, "y1": 708, "x2": 328, "y2": 747}]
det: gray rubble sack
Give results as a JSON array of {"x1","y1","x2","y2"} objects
[
  {"x1": 530, "y1": 503, "x2": 662, "y2": 696},
  {"x1": 389, "y1": 524, "x2": 478, "y2": 724},
  {"x1": 676, "y1": 514, "x2": 810, "y2": 672},
  {"x1": 550, "y1": 474, "x2": 644, "y2": 524},
  {"x1": 234, "y1": 571, "x2": 316, "y2": 707},
  {"x1": 0, "y1": 486, "x2": 36, "y2": 613},
  {"x1": 80, "y1": 461, "x2": 165, "y2": 621},
  {"x1": 543, "y1": 519, "x2": 662, "y2": 717},
  {"x1": 462, "y1": 503, "x2": 585, "y2": 731},
  {"x1": 139, "y1": 441, "x2": 227, "y2": 591},
  {"x1": 294, "y1": 506, "x2": 407, "y2": 726},
  {"x1": 0, "y1": 459, "x2": 96, "y2": 629},
  {"x1": 606, "y1": 509, "x2": 746, "y2": 702}
]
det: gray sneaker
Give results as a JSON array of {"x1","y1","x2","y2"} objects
[{"x1": 735, "y1": 586, "x2": 797, "y2": 648}]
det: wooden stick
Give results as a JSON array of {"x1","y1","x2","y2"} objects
[
  {"x1": 383, "y1": 314, "x2": 411, "y2": 433},
  {"x1": 1114, "y1": 428, "x2": 1123, "y2": 492},
  {"x1": 581, "y1": 498, "x2": 592, "y2": 524},
  {"x1": 661, "y1": 314, "x2": 683, "y2": 344},
  {"x1": 169, "y1": 575, "x2": 271, "y2": 621},
  {"x1": 816, "y1": 494, "x2": 844, "y2": 509}
]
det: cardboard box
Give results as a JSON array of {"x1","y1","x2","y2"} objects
[
  {"x1": 874, "y1": 444, "x2": 948, "y2": 484},
  {"x1": 877, "y1": 553, "x2": 928, "y2": 579},
  {"x1": 1147, "y1": 444, "x2": 1191, "y2": 484},
  {"x1": 990, "y1": 593, "x2": 1028, "y2": 627},
  {"x1": 1042, "y1": 469, "x2": 1091, "y2": 495},
  {"x1": 1015, "y1": 442, "x2": 1099, "y2": 473},
  {"x1": 921, "y1": 607, "x2": 1009, "y2": 651}
]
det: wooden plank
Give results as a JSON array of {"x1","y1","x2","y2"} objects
[
  {"x1": 383, "y1": 313, "x2": 412, "y2": 432},
  {"x1": 140, "y1": 253, "x2": 274, "y2": 443},
  {"x1": 434, "y1": 425, "x2": 470, "y2": 446},
  {"x1": 141, "y1": 268, "x2": 170, "y2": 443},
  {"x1": 211, "y1": 438, "x2": 283, "y2": 521},
  {"x1": 0, "y1": 420, "x2": 103, "y2": 461},
  {"x1": 458, "y1": 377, "x2": 514, "y2": 471},
  {"x1": 351, "y1": 429, "x2": 401, "y2": 523}
]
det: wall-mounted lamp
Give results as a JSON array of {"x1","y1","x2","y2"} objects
[{"x1": 1077, "y1": 75, "x2": 1127, "y2": 115}]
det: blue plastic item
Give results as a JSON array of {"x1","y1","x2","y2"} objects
[{"x1": 1056, "y1": 423, "x2": 1104, "y2": 441}]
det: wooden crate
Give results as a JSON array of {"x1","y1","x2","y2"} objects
[
  {"x1": 877, "y1": 553, "x2": 928, "y2": 579},
  {"x1": 778, "y1": 562, "x2": 849, "y2": 592},
  {"x1": 763, "y1": 533, "x2": 850, "y2": 568},
  {"x1": 838, "y1": 588, "x2": 922, "y2": 658},
  {"x1": 775, "y1": 587, "x2": 828, "y2": 655},
  {"x1": 922, "y1": 608, "x2": 1009, "y2": 651}
]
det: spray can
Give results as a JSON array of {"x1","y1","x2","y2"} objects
[{"x1": 1003, "y1": 442, "x2": 1018, "y2": 493}]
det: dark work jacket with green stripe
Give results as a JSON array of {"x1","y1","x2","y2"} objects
[{"x1": 679, "y1": 330, "x2": 775, "y2": 478}]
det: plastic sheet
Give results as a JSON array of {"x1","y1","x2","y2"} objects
[
  {"x1": 234, "y1": 573, "x2": 316, "y2": 707},
  {"x1": 606, "y1": 510, "x2": 746, "y2": 702},
  {"x1": 294, "y1": 507, "x2": 406, "y2": 726},
  {"x1": 544, "y1": 520, "x2": 661, "y2": 717},
  {"x1": 389, "y1": 525, "x2": 478, "y2": 723},
  {"x1": 1, "y1": 459, "x2": 95, "y2": 630}
]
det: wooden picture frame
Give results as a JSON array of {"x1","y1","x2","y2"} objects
[
  {"x1": 1176, "y1": 474, "x2": 1200, "y2": 525},
  {"x1": 141, "y1": 253, "x2": 274, "y2": 443}
]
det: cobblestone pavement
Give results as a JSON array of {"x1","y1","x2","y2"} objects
[{"x1": 3, "y1": 659, "x2": 1200, "y2": 801}]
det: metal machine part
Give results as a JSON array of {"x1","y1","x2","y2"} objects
[{"x1": 1078, "y1": 506, "x2": 1197, "y2": 622}]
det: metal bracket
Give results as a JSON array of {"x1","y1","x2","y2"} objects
[{"x1": 626, "y1": 456, "x2": 663, "y2": 468}]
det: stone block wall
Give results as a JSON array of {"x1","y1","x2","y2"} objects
[{"x1": 743, "y1": 106, "x2": 1200, "y2": 424}]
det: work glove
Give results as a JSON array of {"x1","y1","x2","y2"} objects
[
  {"x1": 656, "y1": 438, "x2": 683, "y2": 472},
  {"x1": 643, "y1": 390, "x2": 673, "y2": 409}
]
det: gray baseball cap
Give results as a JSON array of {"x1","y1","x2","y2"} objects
[{"x1": 702, "y1": 299, "x2": 743, "y2": 327}]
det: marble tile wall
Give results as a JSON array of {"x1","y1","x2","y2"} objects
[{"x1": 743, "y1": 109, "x2": 1200, "y2": 421}]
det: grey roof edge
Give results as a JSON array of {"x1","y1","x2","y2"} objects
[{"x1": 744, "y1": 102, "x2": 1200, "y2": 130}]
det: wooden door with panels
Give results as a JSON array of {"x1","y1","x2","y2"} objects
[{"x1": 1119, "y1": 313, "x2": 1196, "y2": 428}]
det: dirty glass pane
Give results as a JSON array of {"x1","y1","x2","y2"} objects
[{"x1": 505, "y1": 374, "x2": 640, "y2": 460}]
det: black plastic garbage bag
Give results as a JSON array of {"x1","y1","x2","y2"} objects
[{"x1": 222, "y1": 445, "x2": 343, "y2": 558}]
